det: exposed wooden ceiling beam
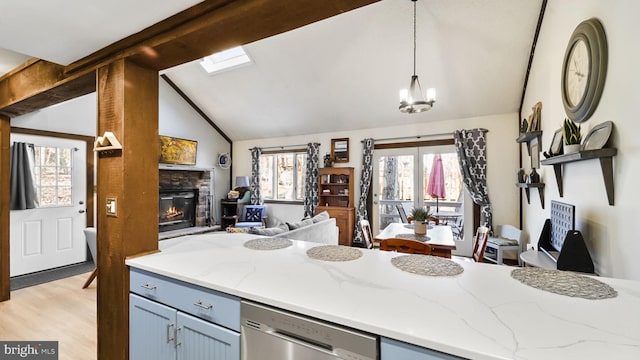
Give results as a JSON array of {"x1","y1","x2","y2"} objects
[
  {"x1": 0, "y1": 0, "x2": 378, "y2": 117},
  {"x1": 0, "y1": 60, "x2": 95, "y2": 117}
]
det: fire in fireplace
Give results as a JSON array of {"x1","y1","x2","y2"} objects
[{"x1": 159, "y1": 189, "x2": 198, "y2": 232}]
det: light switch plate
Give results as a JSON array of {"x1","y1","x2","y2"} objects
[{"x1": 106, "y1": 197, "x2": 117, "y2": 217}]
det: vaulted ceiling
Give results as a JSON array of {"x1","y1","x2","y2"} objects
[{"x1": 0, "y1": 0, "x2": 542, "y2": 140}]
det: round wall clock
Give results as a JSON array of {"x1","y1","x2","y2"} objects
[{"x1": 561, "y1": 18, "x2": 608, "y2": 123}]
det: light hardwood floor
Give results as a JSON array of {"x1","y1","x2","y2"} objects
[{"x1": 0, "y1": 273, "x2": 97, "y2": 360}]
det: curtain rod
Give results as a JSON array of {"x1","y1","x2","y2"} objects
[
  {"x1": 362, "y1": 132, "x2": 453, "y2": 143},
  {"x1": 251, "y1": 143, "x2": 308, "y2": 151},
  {"x1": 362, "y1": 129, "x2": 489, "y2": 143}
]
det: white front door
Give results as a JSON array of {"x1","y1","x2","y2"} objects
[{"x1": 10, "y1": 134, "x2": 87, "y2": 277}]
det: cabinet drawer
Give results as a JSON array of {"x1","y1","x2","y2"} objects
[{"x1": 130, "y1": 268, "x2": 240, "y2": 331}]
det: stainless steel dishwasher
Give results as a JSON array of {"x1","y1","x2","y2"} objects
[{"x1": 241, "y1": 301, "x2": 378, "y2": 360}]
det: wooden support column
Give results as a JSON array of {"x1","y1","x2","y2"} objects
[
  {"x1": 96, "y1": 59, "x2": 158, "y2": 360},
  {"x1": 0, "y1": 114, "x2": 9, "y2": 302}
]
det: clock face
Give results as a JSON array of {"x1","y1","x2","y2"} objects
[{"x1": 565, "y1": 39, "x2": 590, "y2": 107}]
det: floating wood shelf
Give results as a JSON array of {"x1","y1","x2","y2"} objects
[
  {"x1": 516, "y1": 131, "x2": 543, "y2": 156},
  {"x1": 516, "y1": 182, "x2": 545, "y2": 208},
  {"x1": 541, "y1": 148, "x2": 617, "y2": 205}
]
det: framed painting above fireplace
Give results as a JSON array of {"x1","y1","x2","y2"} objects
[{"x1": 159, "y1": 135, "x2": 197, "y2": 165}]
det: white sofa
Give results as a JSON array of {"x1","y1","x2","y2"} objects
[
  {"x1": 273, "y1": 217, "x2": 339, "y2": 245},
  {"x1": 244, "y1": 211, "x2": 339, "y2": 245}
]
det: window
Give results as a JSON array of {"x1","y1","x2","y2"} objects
[
  {"x1": 199, "y1": 46, "x2": 252, "y2": 75},
  {"x1": 33, "y1": 146, "x2": 73, "y2": 207},
  {"x1": 260, "y1": 151, "x2": 307, "y2": 201}
]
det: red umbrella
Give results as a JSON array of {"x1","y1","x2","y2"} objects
[{"x1": 427, "y1": 154, "x2": 446, "y2": 212}]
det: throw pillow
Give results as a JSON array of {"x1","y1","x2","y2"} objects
[
  {"x1": 311, "y1": 211, "x2": 330, "y2": 223},
  {"x1": 252, "y1": 224, "x2": 288, "y2": 236},
  {"x1": 287, "y1": 218, "x2": 313, "y2": 230},
  {"x1": 245, "y1": 207, "x2": 263, "y2": 222},
  {"x1": 226, "y1": 227, "x2": 249, "y2": 233}
]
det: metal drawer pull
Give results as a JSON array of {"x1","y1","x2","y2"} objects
[
  {"x1": 140, "y1": 283, "x2": 157, "y2": 290},
  {"x1": 166, "y1": 323, "x2": 174, "y2": 343},
  {"x1": 193, "y1": 300, "x2": 213, "y2": 310}
]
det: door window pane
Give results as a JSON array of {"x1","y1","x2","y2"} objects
[
  {"x1": 33, "y1": 146, "x2": 74, "y2": 207},
  {"x1": 377, "y1": 155, "x2": 414, "y2": 230}
]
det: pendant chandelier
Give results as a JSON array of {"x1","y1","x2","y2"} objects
[{"x1": 399, "y1": 0, "x2": 436, "y2": 114}]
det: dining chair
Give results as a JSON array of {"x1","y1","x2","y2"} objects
[
  {"x1": 395, "y1": 204, "x2": 409, "y2": 223},
  {"x1": 472, "y1": 226, "x2": 490, "y2": 262},
  {"x1": 359, "y1": 219, "x2": 375, "y2": 249},
  {"x1": 380, "y1": 238, "x2": 431, "y2": 255}
]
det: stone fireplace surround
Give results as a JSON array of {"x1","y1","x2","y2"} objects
[{"x1": 159, "y1": 167, "x2": 212, "y2": 229}]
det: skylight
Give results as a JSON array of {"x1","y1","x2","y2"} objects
[{"x1": 199, "y1": 46, "x2": 252, "y2": 75}]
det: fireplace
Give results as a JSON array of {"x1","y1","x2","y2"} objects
[{"x1": 159, "y1": 189, "x2": 198, "y2": 232}]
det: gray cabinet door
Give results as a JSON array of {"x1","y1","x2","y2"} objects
[
  {"x1": 381, "y1": 338, "x2": 464, "y2": 360},
  {"x1": 177, "y1": 312, "x2": 240, "y2": 360},
  {"x1": 130, "y1": 294, "x2": 177, "y2": 360},
  {"x1": 130, "y1": 293, "x2": 240, "y2": 360}
]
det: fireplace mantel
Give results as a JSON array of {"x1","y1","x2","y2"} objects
[{"x1": 159, "y1": 164, "x2": 214, "y2": 172}]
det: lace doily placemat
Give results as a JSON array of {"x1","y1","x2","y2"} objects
[
  {"x1": 511, "y1": 268, "x2": 617, "y2": 300},
  {"x1": 306, "y1": 245, "x2": 362, "y2": 262},
  {"x1": 395, "y1": 233, "x2": 430, "y2": 242},
  {"x1": 243, "y1": 237, "x2": 293, "y2": 250},
  {"x1": 390, "y1": 255, "x2": 464, "y2": 277}
]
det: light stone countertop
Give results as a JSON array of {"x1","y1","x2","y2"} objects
[{"x1": 126, "y1": 232, "x2": 640, "y2": 360}]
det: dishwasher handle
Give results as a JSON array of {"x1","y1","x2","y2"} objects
[{"x1": 266, "y1": 328, "x2": 337, "y2": 357}]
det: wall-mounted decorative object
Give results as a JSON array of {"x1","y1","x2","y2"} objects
[
  {"x1": 520, "y1": 118, "x2": 529, "y2": 134},
  {"x1": 526, "y1": 101, "x2": 542, "y2": 132},
  {"x1": 529, "y1": 168, "x2": 540, "y2": 183},
  {"x1": 217, "y1": 152, "x2": 231, "y2": 169},
  {"x1": 331, "y1": 138, "x2": 349, "y2": 163},
  {"x1": 561, "y1": 18, "x2": 608, "y2": 123},
  {"x1": 530, "y1": 137, "x2": 540, "y2": 169},
  {"x1": 582, "y1": 121, "x2": 613, "y2": 151},
  {"x1": 159, "y1": 135, "x2": 197, "y2": 165},
  {"x1": 94, "y1": 131, "x2": 122, "y2": 152},
  {"x1": 544, "y1": 128, "x2": 564, "y2": 158}
]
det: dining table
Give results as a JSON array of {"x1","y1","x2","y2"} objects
[{"x1": 374, "y1": 222, "x2": 457, "y2": 258}]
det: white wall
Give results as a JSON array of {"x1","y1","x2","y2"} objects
[
  {"x1": 233, "y1": 112, "x2": 520, "y2": 252},
  {"x1": 522, "y1": 0, "x2": 640, "y2": 279},
  {"x1": 10, "y1": 77, "x2": 232, "y2": 217}
]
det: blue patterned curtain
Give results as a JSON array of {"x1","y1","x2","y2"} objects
[
  {"x1": 453, "y1": 129, "x2": 492, "y2": 229},
  {"x1": 10, "y1": 142, "x2": 38, "y2": 210},
  {"x1": 353, "y1": 138, "x2": 375, "y2": 244},
  {"x1": 250, "y1": 147, "x2": 262, "y2": 205},
  {"x1": 303, "y1": 142, "x2": 321, "y2": 218}
]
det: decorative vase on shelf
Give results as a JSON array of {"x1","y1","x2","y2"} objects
[
  {"x1": 529, "y1": 168, "x2": 540, "y2": 183},
  {"x1": 564, "y1": 144, "x2": 581, "y2": 154},
  {"x1": 414, "y1": 221, "x2": 427, "y2": 236},
  {"x1": 517, "y1": 169, "x2": 526, "y2": 183}
]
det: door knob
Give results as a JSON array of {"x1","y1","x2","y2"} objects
[{"x1": 78, "y1": 210, "x2": 86, "y2": 213}]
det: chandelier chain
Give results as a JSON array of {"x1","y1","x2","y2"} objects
[{"x1": 413, "y1": 0, "x2": 417, "y2": 76}]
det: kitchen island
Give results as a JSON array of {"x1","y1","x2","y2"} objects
[{"x1": 126, "y1": 232, "x2": 640, "y2": 360}]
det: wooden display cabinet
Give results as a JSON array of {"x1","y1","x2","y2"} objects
[{"x1": 315, "y1": 167, "x2": 355, "y2": 247}]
